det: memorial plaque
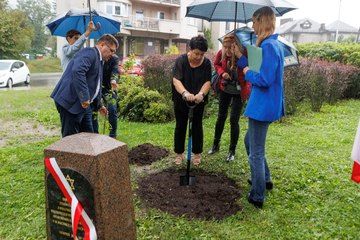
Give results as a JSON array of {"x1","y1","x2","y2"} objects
[{"x1": 47, "y1": 168, "x2": 95, "y2": 240}]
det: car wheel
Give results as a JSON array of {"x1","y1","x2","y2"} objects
[
  {"x1": 25, "y1": 74, "x2": 30, "y2": 85},
  {"x1": 7, "y1": 78, "x2": 13, "y2": 88}
]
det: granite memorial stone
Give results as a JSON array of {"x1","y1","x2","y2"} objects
[{"x1": 44, "y1": 133, "x2": 136, "y2": 240}]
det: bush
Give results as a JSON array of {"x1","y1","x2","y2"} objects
[
  {"x1": 142, "y1": 54, "x2": 179, "y2": 96},
  {"x1": 296, "y1": 43, "x2": 360, "y2": 67},
  {"x1": 284, "y1": 65, "x2": 304, "y2": 115},
  {"x1": 123, "y1": 53, "x2": 136, "y2": 71},
  {"x1": 343, "y1": 69, "x2": 360, "y2": 99},
  {"x1": 144, "y1": 102, "x2": 172, "y2": 123},
  {"x1": 302, "y1": 59, "x2": 327, "y2": 112},
  {"x1": 142, "y1": 53, "x2": 216, "y2": 97},
  {"x1": 283, "y1": 58, "x2": 357, "y2": 113},
  {"x1": 117, "y1": 75, "x2": 172, "y2": 122},
  {"x1": 165, "y1": 45, "x2": 179, "y2": 55}
]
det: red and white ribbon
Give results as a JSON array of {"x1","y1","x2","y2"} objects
[{"x1": 45, "y1": 157, "x2": 97, "y2": 240}]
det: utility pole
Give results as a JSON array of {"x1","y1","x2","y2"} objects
[{"x1": 335, "y1": 0, "x2": 342, "y2": 43}]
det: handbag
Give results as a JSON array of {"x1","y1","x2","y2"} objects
[{"x1": 210, "y1": 71, "x2": 221, "y2": 96}]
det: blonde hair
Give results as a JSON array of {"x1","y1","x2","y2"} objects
[
  {"x1": 221, "y1": 35, "x2": 236, "y2": 61},
  {"x1": 222, "y1": 34, "x2": 241, "y2": 70},
  {"x1": 253, "y1": 6, "x2": 276, "y2": 46}
]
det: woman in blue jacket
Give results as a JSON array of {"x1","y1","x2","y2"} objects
[{"x1": 234, "y1": 6, "x2": 285, "y2": 208}]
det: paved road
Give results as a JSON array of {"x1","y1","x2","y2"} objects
[
  {"x1": 0, "y1": 72, "x2": 62, "y2": 91},
  {"x1": 30, "y1": 72, "x2": 62, "y2": 87}
]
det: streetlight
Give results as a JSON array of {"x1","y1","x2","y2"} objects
[{"x1": 335, "y1": 0, "x2": 342, "y2": 43}]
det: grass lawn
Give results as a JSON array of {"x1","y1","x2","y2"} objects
[
  {"x1": 25, "y1": 57, "x2": 62, "y2": 73},
  {"x1": 0, "y1": 88, "x2": 359, "y2": 239}
]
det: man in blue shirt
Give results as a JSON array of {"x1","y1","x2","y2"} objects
[{"x1": 61, "y1": 21, "x2": 94, "y2": 71}]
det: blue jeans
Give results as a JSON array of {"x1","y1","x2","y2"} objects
[
  {"x1": 244, "y1": 118, "x2": 271, "y2": 202},
  {"x1": 92, "y1": 102, "x2": 118, "y2": 138}
]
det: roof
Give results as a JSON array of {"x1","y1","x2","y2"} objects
[
  {"x1": 276, "y1": 18, "x2": 329, "y2": 34},
  {"x1": 326, "y1": 20, "x2": 358, "y2": 33}
]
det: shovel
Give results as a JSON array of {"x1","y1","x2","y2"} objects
[{"x1": 180, "y1": 103, "x2": 196, "y2": 186}]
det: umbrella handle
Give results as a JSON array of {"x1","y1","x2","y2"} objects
[
  {"x1": 88, "y1": 0, "x2": 101, "y2": 31},
  {"x1": 88, "y1": 0, "x2": 92, "y2": 21}
]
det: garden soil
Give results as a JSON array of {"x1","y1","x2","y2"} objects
[
  {"x1": 128, "y1": 143, "x2": 169, "y2": 165},
  {"x1": 137, "y1": 168, "x2": 242, "y2": 220}
]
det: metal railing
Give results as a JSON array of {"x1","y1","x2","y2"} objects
[
  {"x1": 133, "y1": 0, "x2": 180, "y2": 5},
  {"x1": 121, "y1": 16, "x2": 179, "y2": 32}
]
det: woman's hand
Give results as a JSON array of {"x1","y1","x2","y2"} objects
[
  {"x1": 232, "y1": 43, "x2": 242, "y2": 58},
  {"x1": 182, "y1": 91, "x2": 195, "y2": 102},
  {"x1": 194, "y1": 92, "x2": 204, "y2": 104},
  {"x1": 243, "y1": 66, "x2": 249, "y2": 75},
  {"x1": 222, "y1": 72, "x2": 231, "y2": 80}
]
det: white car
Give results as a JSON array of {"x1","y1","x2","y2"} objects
[{"x1": 0, "y1": 60, "x2": 31, "y2": 88}]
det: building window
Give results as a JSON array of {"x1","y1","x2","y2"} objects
[
  {"x1": 158, "y1": 12, "x2": 164, "y2": 19},
  {"x1": 226, "y1": 21, "x2": 230, "y2": 31},
  {"x1": 115, "y1": 6, "x2": 121, "y2": 15},
  {"x1": 121, "y1": 3, "x2": 128, "y2": 17},
  {"x1": 112, "y1": 3, "x2": 130, "y2": 17},
  {"x1": 300, "y1": 20, "x2": 311, "y2": 29},
  {"x1": 106, "y1": 5, "x2": 112, "y2": 14}
]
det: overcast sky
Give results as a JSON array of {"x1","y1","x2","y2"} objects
[
  {"x1": 279, "y1": 0, "x2": 360, "y2": 28},
  {"x1": 8, "y1": 0, "x2": 360, "y2": 28}
]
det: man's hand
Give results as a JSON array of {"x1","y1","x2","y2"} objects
[
  {"x1": 84, "y1": 21, "x2": 94, "y2": 37},
  {"x1": 81, "y1": 100, "x2": 90, "y2": 109},
  {"x1": 99, "y1": 106, "x2": 108, "y2": 116},
  {"x1": 111, "y1": 80, "x2": 118, "y2": 90}
]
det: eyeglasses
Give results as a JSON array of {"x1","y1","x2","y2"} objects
[{"x1": 105, "y1": 43, "x2": 116, "y2": 53}]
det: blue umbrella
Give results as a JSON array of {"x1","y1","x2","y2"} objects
[
  {"x1": 186, "y1": 0, "x2": 296, "y2": 24},
  {"x1": 46, "y1": 8, "x2": 121, "y2": 39},
  {"x1": 219, "y1": 27, "x2": 299, "y2": 67}
]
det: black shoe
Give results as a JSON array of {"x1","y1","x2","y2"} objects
[
  {"x1": 247, "y1": 179, "x2": 274, "y2": 190},
  {"x1": 226, "y1": 151, "x2": 235, "y2": 162},
  {"x1": 208, "y1": 144, "x2": 219, "y2": 154},
  {"x1": 247, "y1": 195, "x2": 263, "y2": 209}
]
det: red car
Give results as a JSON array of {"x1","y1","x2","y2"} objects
[{"x1": 119, "y1": 57, "x2": 144, "y2": 76}]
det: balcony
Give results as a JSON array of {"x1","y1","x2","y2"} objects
[
  {"x1": 131, "y1": 0, "x2": 180, "y2": 6},
  {"x1": 121, "y1": 16, "x2": 181, "y2": 34}
]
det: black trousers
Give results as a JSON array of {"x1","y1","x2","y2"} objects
[
  {"x1": 55, "y1": 102, "x2": 93, "y2": 137},
  {"x1": 174, "y1": 101, "x2": 205, "y2": 154},
  {"x1": 213, "y1": 91, "x2": 243, "y2": 152}
]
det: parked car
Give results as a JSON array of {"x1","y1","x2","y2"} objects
[
  {"x1": 119, "y1": 57, "x2": 144, "y2": 76},
  {"x1": 0, "y1": 60, "x2": 30, "y2": 88}
]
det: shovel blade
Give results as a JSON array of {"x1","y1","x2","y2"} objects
[{"x1": 180, "y1": 175, "x2": 196, "y2": 186}]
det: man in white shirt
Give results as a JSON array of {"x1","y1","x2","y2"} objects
[{"x1": 51, "y1": 34, "x2": 119, "y2": 137}]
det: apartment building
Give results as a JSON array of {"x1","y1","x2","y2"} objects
[{"x1": 57, "y1": 0, "x2": 225, "y2": 58}]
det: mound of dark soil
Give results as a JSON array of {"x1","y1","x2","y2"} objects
[
  {"x1": 137, "y1": 168, "x2": 242, "y2": 220},
  {"x1": 128, "y1": 143, "x2": 169, "y2": 166}
]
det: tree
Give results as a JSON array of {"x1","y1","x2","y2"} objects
[
  {"x1": 0, "y1": 8, "x2": 34, "y2": 58},
  {"x1": 17, "y1": 0, "x2": 53, "y2": 54},
  {"x1": 0, "y1": 0, "x2": 8, "y2": 10},
  {"x1": 204, "y1": 28, "x2": 214, "y2": 50}
]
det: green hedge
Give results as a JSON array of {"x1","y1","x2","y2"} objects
[
  {"x1": 117, "y1": 75, "x2": 172, "y2": 123},
  {"x1": 296, "y1": 42, "x2": 360, "y2": 67}
]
